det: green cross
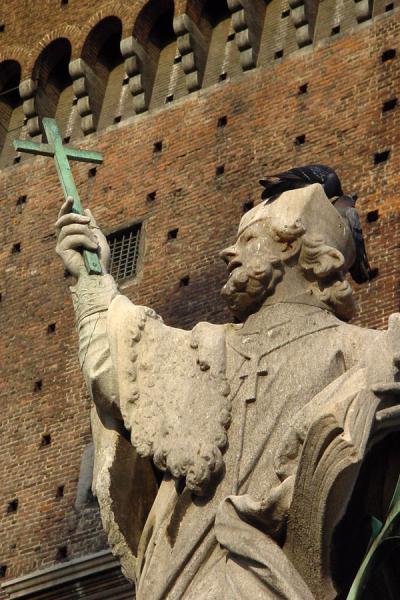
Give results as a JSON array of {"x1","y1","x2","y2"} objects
[{"x1": 13, "y1": 117, "x2": 103, "y2": 275}]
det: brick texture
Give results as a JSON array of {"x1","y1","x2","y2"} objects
[{"x1": 0, "y1": 0, "x2": 399, "y2": 587}]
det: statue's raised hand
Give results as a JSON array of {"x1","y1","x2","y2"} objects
[{"x1": 55, "y1": 197, "x2": 111, "y2": 278}]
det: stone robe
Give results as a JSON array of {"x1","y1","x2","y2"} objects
[{"x1": 79, "y1": 294, "x2": 400, "y2": 599}]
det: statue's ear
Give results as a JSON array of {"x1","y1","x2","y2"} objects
[{"x1": 299, "y1": 235, "x2": 345, "y2": 277}]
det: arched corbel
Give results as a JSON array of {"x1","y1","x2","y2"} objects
[
  {"x1": 227, "y1": 0, "x2": 266, "y2": 71},
  {"x1": 173, "y1": 14, "x2": 207, "y2": 92},
  {"x1": 19, "y1": 78, "x2": 40, "y2": 137},
  {"x1": 69, "y1": 59, "x2": 99, "y2": 135},
  {"x1": 120, "y1": 36, "x2": 152, "y2": 115}
]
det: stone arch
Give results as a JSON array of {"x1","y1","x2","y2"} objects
[
  {"x1": 32, "y1": 38, "x2": 77, "y2": 140},
  {"x1": 81, "y1": 16, "x2": 127, "y2": 130},
  {"x1": 0, "y1": 60, "x2": 23, "y2": 168}
]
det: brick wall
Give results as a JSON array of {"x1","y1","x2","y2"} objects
[{"x1": 0, "y1": 0, "x2": 399, "y2": 585}]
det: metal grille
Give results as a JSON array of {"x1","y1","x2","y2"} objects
[{"x1": 108, "y1": 223, "x2": 142, "y2": 282}]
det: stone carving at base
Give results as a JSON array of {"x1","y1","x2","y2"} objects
[{"x1": 56, "y1": 182, "x2": 400, "y2": 599}]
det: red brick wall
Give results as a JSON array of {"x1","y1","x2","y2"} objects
[{"x1": 0, "y1": 0, "x2": 399, "y2": 583}]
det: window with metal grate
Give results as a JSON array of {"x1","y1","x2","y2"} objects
[{"x1": 107, "y1": 223, "x2": 142, "y2": 281}]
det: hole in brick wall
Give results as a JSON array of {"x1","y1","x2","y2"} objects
[
  {"x1": 227, "y1": 32, "x2": 235, "y2": 42},
  {"x1": 367, "y1": 209, "x2": 379, "y2": 222},
  {"x1": 40, "y1": 433, "x2": 51, "y2": 447},
  {"x1": 180, "y1": 275, "x2": 190, "y2": 287},
  {"x1": 0, "y1": 566, "x2": 7, "y2": 578},
  {"x1": 281, "y1": 8, "x2": 290, "y2": 17},
  {"x1": 11, "y1": 242, "x2": 21, "y2": 254},
  {"x1": 374, "y1": 150, "x2": 390, "y2": 164},
  {"x1": 331, "y1": 25, "x2": 340, "y2": 35},
  {"x1": 147, "y1": 191, "x2": 157, "y2": 202},
  {"x1": 217, "y1": 116, "x2": 228, "y2": 128},
  {"x1": 63, "y1": 136, "x2": 70, "y2": 143},
  {"x1": 385, "y1": 2, "x2": 394, "y2": 10},
  {"x1": 47, "y1": 323, "x2": 56, "y2": 334},
  {"x1": 88, "y1": 167, "x2": 97, "y2": 178},
  {"x1": 56, "y1": 485, "x2": 65, "y2": 499},
  {"x1": 298, "y1": 83, "x2": 308, "y2": 95},
  {"x1": 0, "y1": 292, "x2": 2, "y2": 302},
  {"x1": 153, "y1": 140, "x2": 163, "y2": 153},
  {"x1": 13, "y1": 156, "x2": 21, "y2": 164},
  {"x1": 274, "y1": 49, "x2": 284, "y2": 59},
  {"x1": 219, "y1": 72, "x2": 227, "y2": 82},
  {"x1": 216, "y1": 164, "x2": 225, "y2": 176},
  {"x1": 0, "y1": 24, "x2": 5, "y2": 33},
  {"x1": 243, "y1": 201, "x2": 254, "y2": 213},
  {"x1": 60, "y1": 0, "x2": 68, "y2": 5},
  {"x1": 16, "y1": 195, "x2": 27, "y2": 208},
  {"x1": 382, "y1": 97, "x2": 398, "y2": 112},
  {"x1": 7, "y1": 499, "x2": 18, "y2": 514},
  {"x1": 56, "y1": 546, "x2": 68, "y2": 561},
  {"x1": 381, "y1": 48, "x2": 396, "y2": 62},
  {"x1": 174, "y1": 55, "x2": 182, "y2": 64},
  {"x1": 113, "y1": 115, "x2": 122, "y2": 123},
  {"x1": 34, "y1": 380, "x2": 43, "y2": 392},
  {"x1": 294, "y1": 134, "x2": 306, "y2": 146},
  {"x1": 165, "y1": 94, "x2": 174, "y2": 103},
  {"x1": 167, "y1": 228, "x2": 179, "y2": 241}
]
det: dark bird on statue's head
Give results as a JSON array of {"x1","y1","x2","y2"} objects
[{"x1": 259, "y1": 164, "x2": 373, "y2": 284}]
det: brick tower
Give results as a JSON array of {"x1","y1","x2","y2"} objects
[{"x1": 0, "y1": 0, "x2": 399, "y2": 598}]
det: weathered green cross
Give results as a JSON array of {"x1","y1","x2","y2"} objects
[{"x1": 14, "y1": 117, "x2": 103, "y2": 275}]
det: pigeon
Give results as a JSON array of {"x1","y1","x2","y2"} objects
[{"x1": 260, "y1": 165, "x2": 372, "y2": 283}]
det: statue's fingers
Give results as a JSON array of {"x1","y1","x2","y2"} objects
[
  {"x1": 58, "y1": 234, "x2": 98, "y2": 253},
  {"x1": 57, "y1": 223, "x2": 96, "y2": 245},
  {"x1": 84, "y1": 208, "x2": 99, "y2": 228},
  {"x1": 55, "y1": 212, "x2": 90, "y2": 232},
  {"x1": 57, "y1": 196, "x2": 74, "y2": 221}
]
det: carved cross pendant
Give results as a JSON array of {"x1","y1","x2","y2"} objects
[
  {"x1": 240, "y1": 361, "x2": 268, "y2": 403},
  {"x1": 14, "y1": 118, "x2": 103, "y2": 275}
]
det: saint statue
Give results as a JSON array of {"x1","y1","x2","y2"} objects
[{"x1": 55, "y1": 173, "x2": 400, "y2": 599}]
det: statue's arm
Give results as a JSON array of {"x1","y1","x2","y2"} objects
[{"x1": 55, "y1": 197, "x2": 121, "y2": 417}]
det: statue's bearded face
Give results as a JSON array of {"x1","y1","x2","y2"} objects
[{"x1": 220, "y1": 221, "x2": 284, "y2": 321}]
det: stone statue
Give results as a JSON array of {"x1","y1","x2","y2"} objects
[{"x1": 55, "y1": 183, "x2": 400, "y2": 599}]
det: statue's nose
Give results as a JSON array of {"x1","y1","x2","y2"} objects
[{"x1": 219, "y1": 245, "x2": 237, "y2": 264}]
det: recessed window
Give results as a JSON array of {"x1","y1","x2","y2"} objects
[
  {"x1": 168, "y1": 228, "x2": 179, "y2": 241},
  {"x1": 274, "y1": 49, "x2": 284, "y2": 59},
  {"x1": 147, "y1": 191, "x2": 157, "y2": 202},
  {"x1": 331, "y1": 24, "x2": 340, "y2": 35},
  {"x1": 113, "y1": 116, "x2": 122, "y2": 124},
  {"x1": 0, "y1": 566, "x2": 7, "y2": 578},
  {"x1": 16, "y1": 195, "x2": 27, "y2": 208},
  {"x1": 40, "y1": 433, "x2": 51, "y2": 447},
  {"x1": 180, "y1": 275, "x2": 190, "y2": 287},
  {"x1": 374, "y1": 150, "x2": 390, "y2": 164},
  {"x1": 381, "y1": 48, "x2": 396, "y2": 62},
  {"x1": 219, "y1": 72, "x2": 227, "y2": 82},
  {"x1": 7, "y1": 499, "x2": 18, "y2": 514},
  {"x1": 216, "y1": 164, "x2": 225, "y2": 176},
  {"x1": 47, "y1": 323, "x2": 56, "y2": 334},
  {"x1": 382, "y1": 98, "x2": 398, "y2": 112},
  {"x1": 56, "y1": 546, "x2": 68, "y2": 561},
  {"x1": 107, "y1": 223, "x2": 142, "y2": 282},
  {"x1": 12, "y1": 242, "x2": 21, "y2": 254},
  {"x1": 0, "y1": 24, "x2": 5, "y2": 33},
  {"x1": 294, "y1": 134, "x2": 306, "y2": 146},
  {"x1": 34, "y1": 380, "x2": 43, "y2": 392},
  {"x1": 13, "y1": 156, "x2": 21, "y2": 164},
  {"x1": 298, "y1": 83, "x2": 308, "y2": 95},
  {"x1": 63, "y1": 136, "x2": 70, "y2": 143},
  {"x1": 281, "y1": 9, "x2": 290, "y2": 18},
  {"x1": 174, "y1": 55, "x2": 182, "y2": 64},
  {"x1": 165, "y1": 94, "x2": 174, "y2": 103},
  {"x1": 88, "y1": 167, "x2": 97, "y2": 178},
  {"x1": 243, "y1": 201, "x2": 254, "y2": 213},
  {"x1": 227, "y1": 32, "x2": 235, "y2": 42},
  {"x1": 60, "y1": 0, "x2": 68, "y2": 5},
  {"x1": 56, "y1": 485, "x2": 65, "y2": 498},
  {"x1": 385, "y1": 2, "x2": 394, "y2": 10},
  {"x1": 367, "y1": 209, "x2": 379, "y2": 222}
]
